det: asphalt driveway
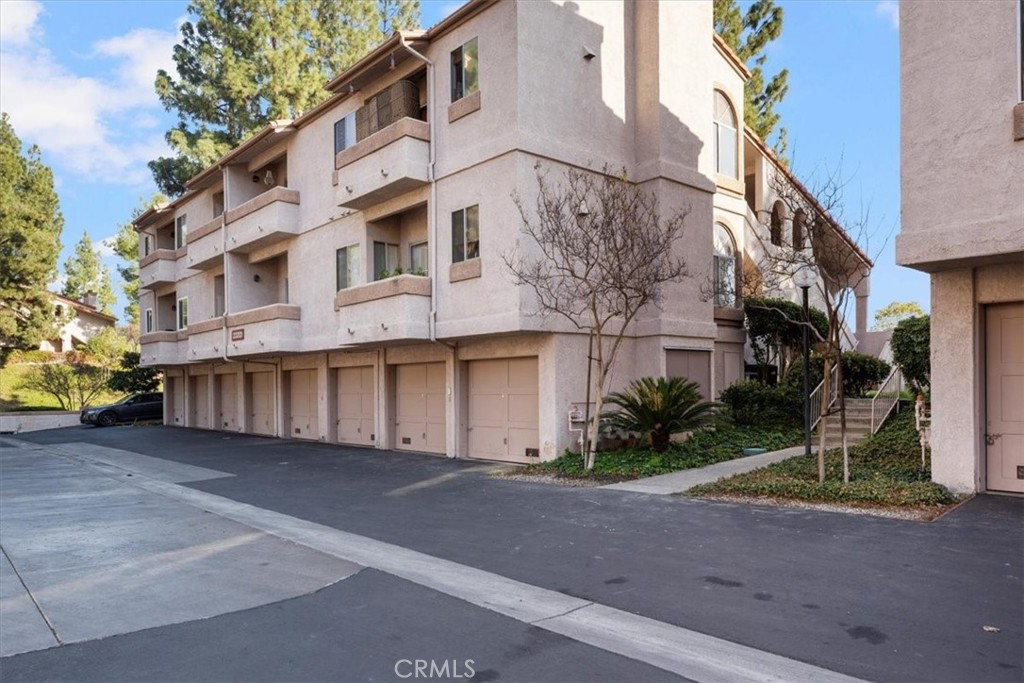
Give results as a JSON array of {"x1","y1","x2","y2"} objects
[{"x1": 5, "y1": 425, "x2": 1023, "y2": 683}]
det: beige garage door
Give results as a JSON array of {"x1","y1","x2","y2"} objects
[
  {"x1": 168, "y1": 375, "x2": 184, "y2": 426},
  {"x1": 337, "y1": 366, "x2": 375, "y2": 446},
  {"x1": 289, "y1": 369, "x2": 318, "y2": 440},
  {"x1": 986, "y1": 303, "x2": 1024, "y2": 493},
  {"x1": 666, "y1": 349, "x2": 712, "y2": 399},
  {"x1": 190, "y1": 374, "x2": 210, "y2": 428},
  {"x1": 468, "y1": 358, "x2": 539, "y2": 463},
  {"x1": 217, "y1": 373, "x2": 239, "y2": 431},
  {"x1": 395, "y1": 362, "x2": 446, "y2": 454},
  {"x1": 248, "y1": 371, "x2": 276, "y2": 436}
]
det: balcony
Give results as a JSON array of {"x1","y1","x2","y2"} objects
[
  {"x1": 224, "y1": 304, "x2": 302, "y2": 356},
  {"x1": 334, "y1": 118, "x2": 429, "y2": 211},
  {"x1": 224, "y1": 187, "x2": 300, "y2": 253},
  {"x1": 138, "y1": 250, "x2": 178, "y2": 290},
  {"x1": 335, "y1": 275, "x2": 430, "y2": 346},
  {"x1": 186, "y1": 317, "x2": 225, "y2": 361},
  {"x1": 139, "y1": 331, "x2": 186, "y2": 366},
  {"x1": 186, "y1": 216, "x2": 224, "y2": 270}
]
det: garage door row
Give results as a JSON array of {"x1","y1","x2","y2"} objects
[{"x1": 165, "y1": 358, "x2": 540, "y2": 463}]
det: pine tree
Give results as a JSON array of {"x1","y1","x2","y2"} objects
[
  {"x1": 62, "y1": 233, "x2": 117, "y2": 316},
  {"x1": 150, "y1": 0, "x2": 421, "y2": 196},
  {"x1": 714, "y1": 0, "x2": 789, "y2": 154},
  {"x1": 0, "y1": 113, "x2": 64, "y2": 366}
]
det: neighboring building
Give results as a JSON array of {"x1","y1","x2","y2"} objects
[
  {"x1": 855, "y1": 330, "x2": 893, "y2": 365},
  {"x1": 136, "y1": 0, "x2": 870, "y2": 461},
  {"x1": 39, "y1": 292, "x2": 117, "y2": 353},
  {"x1": 898, "y1": 1, "x2": 1024, "y2": 493}
]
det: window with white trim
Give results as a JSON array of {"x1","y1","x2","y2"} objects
[
  {"x1": 336, "y1": 244, "x2": 361, "y2": 291},
  {"x1": 713, "y1": 91, "x2": 738, "y2": 178},
  {"x1": 144, "y1": 308, "x2": 154, "y2": 333},
  {"x1": 713, "y1": 223, "x2": 738, "y2": 307},
  {"x1": 176, "y1": 297, "x2": 189, "y2": 330},
  {"x1": 142, "y1": 234, "x2": 153, "y2": 257},
  {"x1": 451, "y1": 205, "x2": 480, "y2": 263},
  {"x1": 410, "y1": 242, "x2": 428, "y2": 275},
  {"x1": 451, "y1": 37, "x2": 479, "y2": 102},
  {"x1": 175, "y1": 215, "x2": 187, "y2": 249},
  {"x1": 334, "y1": 112, "x2": 356, "y2": 155},
  {"x1": 373, "y1": 241, "x2": 400, "y2": 279}
]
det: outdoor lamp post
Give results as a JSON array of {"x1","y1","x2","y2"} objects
[{"x1": 792, "y1": 267, "x2": 817, "y2": 457}]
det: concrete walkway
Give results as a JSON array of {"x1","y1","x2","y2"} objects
[{"x1": 602, "y1": 445, "x2": 806, "y2": 495}]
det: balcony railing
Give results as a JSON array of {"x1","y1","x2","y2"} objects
[
  {"x1": 224, "y1": 303, "x2": 302, "y2": 356},
  {"x1": 186, "y1": 216, "x2": 224, "y2": 270},
  {"x1": 334, "y1": 118, "x2": 429, "y2": 210},
  {"x1": 335, "y1": 274, "x2": 430, "y2": 346},
  {"x1": 186, "y1": 317, "x2": 225, "y2": 361},
  {"x1": 139, "y1": 330, "x2": 186, "y2": 366},
  {"x1": 224, "y1": 187, "x2": 300, "y2": 253},
  {"x1": 138, "y1": 250, "x2": 178, "y2": 290}
]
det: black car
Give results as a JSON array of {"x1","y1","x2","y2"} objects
[{"x1": 80, "y1": 393, "x2": 164, "y2": 427}]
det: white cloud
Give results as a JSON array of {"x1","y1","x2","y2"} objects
[
  {"x1": 0, "y1": 6, "x2": 176, "y2": 185},
  {"x1": 96, "y1": 235, "x2": 118, "y2": 258},
  {"x1": 875, "y1": 1, "x2": 899, "y2": 30},
  {"x1": 0, "y1": 0, "x2": 43, "y2": 46}
]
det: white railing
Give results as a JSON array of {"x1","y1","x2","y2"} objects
[
  {"x1": 870, "y1": 366, "x2": 903, "y2": 434},
  {"x1": 809, "y1": 362, "x2": 840, "y2": 431}
]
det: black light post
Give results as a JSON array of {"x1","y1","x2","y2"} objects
[{"x1": 793, "y1": 267, "x2": 815, "y2": 457}]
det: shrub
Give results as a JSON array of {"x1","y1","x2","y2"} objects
[
  {"x1": 603, "y1": 377, "x2": 720, "y2": 452},
  {"x1": 744, "y1": 297, "x2": 830, "y2": 379},
  {"x1": 7, "y1": 349, "x2": 57, "y2": 364},
  {"x1": 108, "y1": 351, "x2": 161, "y2": 393},
  {"x1": 18, "y1": 356, "x2": 107, "y2": 410},
  {"x1": 891, "y1": 315, "x2": 930, "y2": 394},
  {"x1": 719, "y1": 380, "x2": 801, "y2": 427},
  {"x1": 840, "y1": 351, "x2": 891, "y2": 397}
]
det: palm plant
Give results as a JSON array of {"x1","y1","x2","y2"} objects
[{"x1": 603, "y1": 377, "x2": 721, "y2": 452}]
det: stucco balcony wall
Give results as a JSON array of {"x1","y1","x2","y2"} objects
[
  {"x1": 224, "y1": 187, "x2": 301, "y2": 254},
  {"x1": 186, "y1": 216, "x2": 224, "y2": 270},
  {"x1": 335, "y1": 274, "x2": 431, "y2": 346},
  {"x1": 186, "y1": 317, "x2": 226, "y2": 361},
  {"x1": 224, "y1": 303, "x2": 302, "y2": 356},
  {"x1": 140, "y1": 331, "x2": 186, "y2": 366},
  {"x1": 334, "y1": 118, "x2": 430, "y2": 211},
  {"x1": 138, "y1": 250, "x2": 178, "y2": 290}
]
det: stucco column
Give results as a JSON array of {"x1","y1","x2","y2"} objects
[
  {"x1": 854, "y1": 273, "x2": 870, "y2": 339},
  {"x1": 930, "y1": 269, "x2": 980, "y2": 494}
]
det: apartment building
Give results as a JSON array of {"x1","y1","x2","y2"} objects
[
  {"x1": 897, "y1": 1, "x2": 1024, "y2": 493},
  {"x1": 136, "y1": 0, "x2": 870, "y2": 462}
]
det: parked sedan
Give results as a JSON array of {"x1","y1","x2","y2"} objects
[{"x1": 80, "y1": 393, "x2": 164, "y2": 427}]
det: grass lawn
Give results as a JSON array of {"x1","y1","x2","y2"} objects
[
  {"x1": 0, "y1": 363, "x2": 122, "y2": 412},
  {"x1": 687, "y1": 407, "x2": 958, "y2": 512},
  {"x1": 521, "y1": 424, "x2": 804, "y2": 481}
]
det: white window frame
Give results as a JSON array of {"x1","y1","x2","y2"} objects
[
  {"x1": 410, "y1": 241, "x2": 429, "y2": 276},
  {"x1": 142, "y1": 234, "x2": 153, "y2": 257},
  {"x1": 336, "y1": 244, "x2": 361, "y2": 291},
  {"x1": 451, "y1": 37, "x2": 479, "y2": 102},
  {"x1": 175, "y1": 215, "x2": 188, "y2": 249},
  {"x1": 451, "y1": 205, "x2": 480, "y2": 263},
  {"x1": 334, "y1": 112, "x2": 357, "y2": 155},
  {"x1": 373, "y1": 241, "x2": 400, "y2": 279},
  {"x1": 144, "y1": 308, "x2": 154, "y2": 333},
  {"x1": 713, "y1": 91, "x2": 738, "y2": 178},
  {"x1": 176, "y1": 297, "x2": 189, "y2": 331},
  {"x1": 713, "y1": 223, "x2": 738, "y2": 308}
]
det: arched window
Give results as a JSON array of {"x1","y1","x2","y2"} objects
[
  {"x1": 713, "y1": 91, "x2": 738, "y2": 178},
  {"x1": 792, "y1": 209, "x2": 806, "y2": 250},
  {"x1": 713, "y1": 223, "x2": 738, "y2": 307},
  {"x1": 770, "y1": 201, "x2": 784, "y2": 246}
]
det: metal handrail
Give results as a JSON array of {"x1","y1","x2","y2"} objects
[
  {"x1": 809, "y1": 363, "x2": 840, "y2": 431},
  {"x1": 870, "y1": 366, "x2": 903, "y2": 434}
]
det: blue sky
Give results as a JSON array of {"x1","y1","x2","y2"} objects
[{"x1": 0, "y1": 0, "x2": 925, "y2": 324}]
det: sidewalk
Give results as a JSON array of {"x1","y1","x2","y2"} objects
[{"x1": 601, "y1": 445, "x2": 807, "y2": 495}]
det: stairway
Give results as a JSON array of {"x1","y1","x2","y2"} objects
[{"x1": 816, "y1": 398, "x2": 876, "y2": 449}]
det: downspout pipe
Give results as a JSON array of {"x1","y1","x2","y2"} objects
[{"x1": 398, "y1": 35, "x2": 437, "y2": 342}]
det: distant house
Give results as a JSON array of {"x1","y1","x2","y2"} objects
[
  {"x1": 40, "y1": 292, "x2": 117, "y2": 353},
  {"x1": 855, "y1": 330, "x2": 893, "y2": 364}
]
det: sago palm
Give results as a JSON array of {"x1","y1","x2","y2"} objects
[{"x1": 603, "y1": 377, "x2": 720, "y2": 452}]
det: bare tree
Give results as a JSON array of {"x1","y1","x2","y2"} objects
[
  {"x1": 505, "y1": 164, "x2": 689, "y2": 469},
  {"x1": 752, "y1": 164, "x2": 881, "y2": 483}
]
